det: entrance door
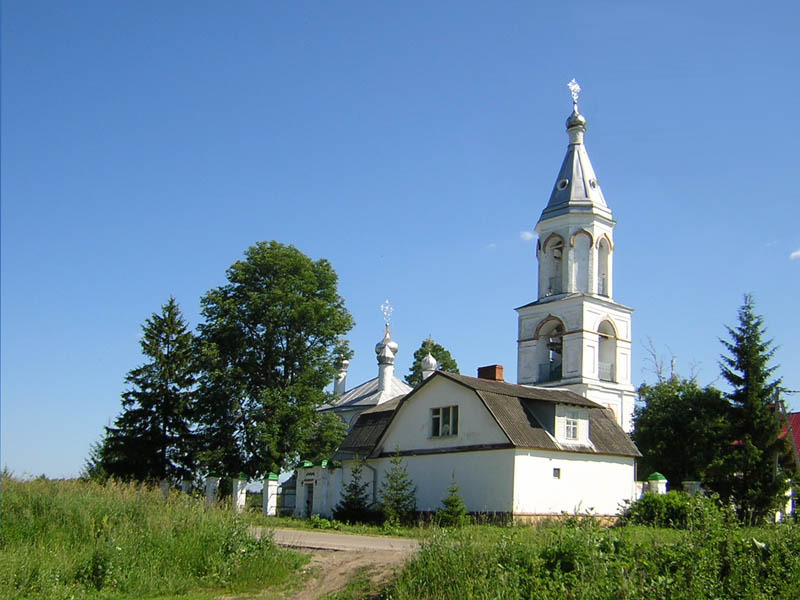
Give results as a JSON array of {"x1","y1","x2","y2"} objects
[{"x1": 305, "y1": 483, "x2": 314, "y2": 516}]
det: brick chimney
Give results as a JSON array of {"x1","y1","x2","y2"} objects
[{"x1": 477, "y1": 364, "x2": 504, "y2": 381}]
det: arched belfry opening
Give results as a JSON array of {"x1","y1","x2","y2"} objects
[
  {"x1": 540, "y1": 234, "x2": 565, "y2": 297},
  {"x1": 534, "y1": 318, "x2": 565, "y2": 383},
  {"x1": 597, "y1": 236, "x2": 611, "y2": 297},
  {"x1": 571, "y1": 230, "x2": 592, "y2": 293},
  {"x1": 597, "y1": 320, "x2": 617, "y2": 382}
]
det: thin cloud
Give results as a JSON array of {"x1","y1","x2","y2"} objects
[
  {"x1": 485, "y1": 243, "x2": 497, "y2": 250},
  {"x1": 520, "y1": 231, "x2": 536, "y2": 241},
  {"x1": 790, "y1": 248, "x2": 800, "y2": 260}
]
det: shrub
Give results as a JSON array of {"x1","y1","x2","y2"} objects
[
  {"x1": 333, "y1": 459, "x2": 382, "y2": 524},
  {"x1": 619, "y1": 491, "x2": 733, "y2": 529}
]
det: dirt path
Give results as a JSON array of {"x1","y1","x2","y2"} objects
[{"x1": 264, "y1": 528, "x2": 419, "y2": 599}]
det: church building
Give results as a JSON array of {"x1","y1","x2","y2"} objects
[{"x1": 294, "y1": 84, "x2": 641, "y2": 520}]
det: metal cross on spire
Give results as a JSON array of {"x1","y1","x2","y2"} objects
[
  {"x1": 380, "y1": 299, "x2": 393, "y2": 329},
  {"x1": 567, "y1": 78, "x2": 581, "y2": 108}
]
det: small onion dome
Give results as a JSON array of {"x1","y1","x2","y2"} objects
[
  {"x1": 566, "y1": 106, "x2": 586, "y2": 130},
  {"x1": 375, "y1": 327, "x2": 399, "y2": 356},
  {"x1": 421, "y1": 352, "x2": 438, "y2": 371}
]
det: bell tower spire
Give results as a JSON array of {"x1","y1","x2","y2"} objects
[{"x1": 516, "y1": 80, "x2": 636, "y2": 432}]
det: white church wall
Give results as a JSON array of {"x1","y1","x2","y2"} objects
[
  {"x1": 512, "y1": 450, "x2": 636, "y2": 516},
  {"x1": 379, "y1": 377, "x2": 508, "y2": 453}
]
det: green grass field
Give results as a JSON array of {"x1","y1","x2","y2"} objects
[{"x1": 0, "y1": 476, "x2": 306, "y2": 600}]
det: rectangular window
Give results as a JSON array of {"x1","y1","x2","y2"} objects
[
  {"x1": 431, "y1": 406, "x2": 459, "y2": 437},
  {"x1": 565, "y1": 411, "x2": 579, "y2": 440},
  {"x1": 553, "y1": 468, "x2": 561, "y2": 479}
]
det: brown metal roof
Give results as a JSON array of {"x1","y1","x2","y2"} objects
[
  {"x1": 337, "y1": 373, "x2": 639, "y2": 459},
  {"x1": 440, "y1": 371, "x2": 602, "y2": 408},
  {"x1": 336, "y1": 396, "x2": 403, "y2": 456}
]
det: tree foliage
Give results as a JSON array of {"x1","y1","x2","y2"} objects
[
  {"x1": 380, "y1": 452, "x2": 417, "y2": 524},
  {"x1": 302, "y1": 411, "x2": 347, "y2": 465},
  {"x1": 706, "y1": 295, "x2": 788, "y2": 523},
  {"x1": 101, "y1": 297, "x2": 197, "y2": 481},
  {"x1": 405, "y1": 337, "x2": 459, "y2": 387},
  {"x1": 333, "y1": 459, "x2": 372, "y2": 523},
  {"x1": 194, "y1": 241, "x2": 353, "y2": 478},
  {"x1": 633, "y1": 376, "x2": 730, "y2": 486},
  {"x1": 436, "y1": 477, "x2": 469, "y2": 527}
]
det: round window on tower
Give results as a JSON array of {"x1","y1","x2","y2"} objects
[{"x1": 557, "y1": 179, "x2": 569, "y2": 191}]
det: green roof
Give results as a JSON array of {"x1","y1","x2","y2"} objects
[{"x1": 647, "y1": 472, "x2": 667, "y2": 481}]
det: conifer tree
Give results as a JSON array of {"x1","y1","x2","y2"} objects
[
  {"x1": 708, "y1": 295, "x2": 788, "y2": 523},
  {"x1": 333, "y1": 458, "x2": 371, "y2": 523},
  {"x1": 380, "y1": 452, "x2": 416, "y2": 524},
  {"x1": 436, "y1": 477, "x2": 469, "y2": 527},
  {"x1": 101, "y1": 297, "x2": 197, "y2": 481},
  {"x1": 405, "y1": 337, "x2": 459, "y2": 387}
]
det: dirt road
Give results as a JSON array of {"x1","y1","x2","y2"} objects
[{"x1": 265, "y1": 528, "x2": 419, "y2": 599}]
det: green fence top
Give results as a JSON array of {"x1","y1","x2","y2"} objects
[
  {"x1": 321, "y1": 459, "x2": 328, "y2": 468},
  {"x1": 301, "y1": 460, "x2": 313, "y2": 468},
  {"x1": 238, "y1": 472, "x2": 248, "y2": 480},
  {"x1": 647, "y1": 471, "x2": 667, "y2": 481},
  {"x1": 268, "y1": 472, "x2": 279, "y2": 481}
]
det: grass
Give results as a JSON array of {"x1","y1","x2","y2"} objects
[
  {"x1": 385, "y1": 517, "x2": 800, "y2": 599},
  {"x1": 0, "y1": 476, "x2": 307, "y2": 600}
]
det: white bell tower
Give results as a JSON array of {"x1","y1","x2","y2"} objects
[{"x1": 516, "y1": 81, "x2": 636, "y2": 432}]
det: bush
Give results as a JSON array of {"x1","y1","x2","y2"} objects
[
  {"x1": 333, "y1": 459, "x2": 383, "y2": 524},
  {"x1": 618, "y1": 491, "x2": 733, "y2": 529}
]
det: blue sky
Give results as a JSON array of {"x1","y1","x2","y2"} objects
[{"x1": 3, "y1": 1, "x2": 798, "y2": 478}]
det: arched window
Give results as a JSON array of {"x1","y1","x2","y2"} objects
[
  {"x1": 535, "y1": 319, "x2": 564, "y2": 383},
  {"x1": 598, "y1": 320, "x2": 616, "y2": 382},
  {"x1": 541, "y1": 235, "x2": 564, "y2": 297},
  {"x1": 597, "y1": 237, "x2": 611, "y2": 297}
]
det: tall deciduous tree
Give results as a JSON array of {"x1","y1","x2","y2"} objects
[
  {"x1": 405, "y1": 337, "x2": 459, "y2": 387},
  {"x1": 632, "y1": 376, "x2": 730, "y2": 487},
  {"x1": 707, "y1": 295, "x2": 787, "y2": 523},
  {"x1": 101, "y1": 297, "x2": 197, "y2": 481},
  {"x1": 194, "y1": 241, "x2": 353, "y2": 478}
]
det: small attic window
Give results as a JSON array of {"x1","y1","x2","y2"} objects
[
  {"x1": 589, "y1": 179, "x2": 597, "y2": 189},
  {"x1": 557, "y1": 178, "x2": 569, "y2": 191}
]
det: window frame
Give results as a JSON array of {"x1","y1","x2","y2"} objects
[
  {"x1": 565, "y1": 410, "x2": 579, "y2": 440},
  {"x1": 431, "y1": 405, "x2": 459, "y2": 438}
]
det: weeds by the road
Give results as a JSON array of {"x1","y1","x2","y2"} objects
[
  {"x1": 0, "y1": 475, "x2": 306, "y2": 600},
  {"x1": 386, "y1": 516, "x2": 800, "y2": 599}
]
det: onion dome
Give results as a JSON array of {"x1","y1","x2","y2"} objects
[{"x1": 421, "y1": 352, "x2": 438, "y2": 371}]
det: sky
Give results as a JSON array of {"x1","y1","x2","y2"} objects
[{"x1": 2, "y1": 1, "x2": 798, "y2": 479}]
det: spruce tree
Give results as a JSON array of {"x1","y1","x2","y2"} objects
[
  {"x1": 101, "y1": 297, "x2": 197, "y2": 481},
  {"x1": 437, "y1": 477, "x2": 469, "y2": 527},
  {"x1": 380, "y1": 452, "x2": 416, "y2": 524},
  {"x1": 405, "y1": 337, "x2": 459, "y2": 387},
  {"x1": 709, "y1": 295, "x2": 787, "y2": 523},
  {"x1": 333, "y1": 458, "x2": 371, "y2": 523}
]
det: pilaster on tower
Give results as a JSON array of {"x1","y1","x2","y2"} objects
[{"x1": 516, "y1": 81, "x2": 636, "y2": 432}]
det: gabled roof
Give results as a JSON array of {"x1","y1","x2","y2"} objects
[
  {"x1": 338, "y1": 371, "x2": 640, "y2": 459},
  {"x1": 321, "y1": 376, "x2": 411, "y2": 412}
]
